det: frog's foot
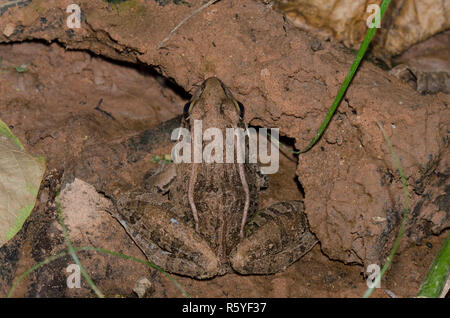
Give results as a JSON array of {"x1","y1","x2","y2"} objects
[
  {"x1": 230, "y1": 200, "x2": 318, "y2": 275},
  {"x1": 110, "y1": 200, "x2": 220, "y2": 279}
]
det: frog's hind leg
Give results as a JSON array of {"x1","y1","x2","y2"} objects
[
  {"x1": 110, "y1": 203, "x2": 220, "y2": 279},
  {"x1": 230, "y1": 200, "x2": 318, "y2": 274}
]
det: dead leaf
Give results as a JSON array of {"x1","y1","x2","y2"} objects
[{"x1": 0, "y1": 119, "x2": 45, "y2": 247}]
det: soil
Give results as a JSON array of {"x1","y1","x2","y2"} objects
[{"x1": 0, "y1": 0, "x2": 448, "y2": 298}]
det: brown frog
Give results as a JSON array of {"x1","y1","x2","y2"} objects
[{"x1": 111, "y1": 77, "x2": 317, "y2": 279}]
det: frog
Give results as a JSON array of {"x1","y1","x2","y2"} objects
[{"x1": 110, "y1": 77, "x2": 318, "y2": 279}]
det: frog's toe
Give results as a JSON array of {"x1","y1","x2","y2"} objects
[{"x1": 230, "y1": 201, "x2": 318, "y2": 274}]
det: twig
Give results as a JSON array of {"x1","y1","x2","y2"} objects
[
  {"x1": 157, "y1": 0, "x2": 220, "y2": 49},
  {"x1": 94, "y1": 98, "x2": 115, "y2": 120}
]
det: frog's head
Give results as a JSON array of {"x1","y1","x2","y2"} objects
[{"x1": 184, "y1": 77, "x2": 244, "y2": 129}]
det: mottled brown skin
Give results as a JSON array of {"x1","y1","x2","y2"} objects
[{"x1": 112, "y1": 78, "x2": 318, "y2": 279}]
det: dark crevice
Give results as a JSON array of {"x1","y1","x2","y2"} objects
[
  {"x1": 79, "y1": 47, "x2": 191, "y2": 101},
  {"x1": 277, "y1": 134, "x2": 306, "y2": 197},
  {"x1": 0, "y1": 39, "x2": 191, "y2": 102}
]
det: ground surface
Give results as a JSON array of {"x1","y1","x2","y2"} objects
[{"x1": 0, "y1": 41, "x2": 447, "y2": 298}]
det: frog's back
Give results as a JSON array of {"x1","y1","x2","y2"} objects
[{"x1": 172, "y1": 162, "x2": 258, "y2": 264}]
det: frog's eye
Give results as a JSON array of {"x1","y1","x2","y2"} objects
[{"x1": 183, "y1": 101, "x2": 191, "y2": 120}]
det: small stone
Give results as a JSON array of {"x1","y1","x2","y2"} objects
[
  {"x1": 310, "y1": 39, "x2": 323, "y2": 52},
  {"x1": 260, "y1": 68, "x2": 270, "y2": 77},
  {"x1": 133, "y1": 277, "x2": 153, "y2": 298},
  {"x1": 3, "y1": 23, "x2": 15, "y2": 37}
]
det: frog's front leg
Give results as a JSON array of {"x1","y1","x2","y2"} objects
[
  {"x1": 111, "y1": 195, "x2": 220, "y2": 279},
  {"x1": 230, "y1": 201, "x2": 318, "y2": 274}
]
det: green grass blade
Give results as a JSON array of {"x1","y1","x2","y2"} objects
[
  {"x1": 85, "y1": 246, "x2": 190, "y2": 298},
  {"x1": 0, "y1": 119, "x2": 24, "y2": 150},
  {"x1": 7, "y1": 246, "x2": 189, "y2": 298},
  {"x1": 297, "y1": 0, "x2": 391, "y2": 154},
  {"x1": 417, "y1": 233, "x2": 450, "y2": 298},
  {"x1": 7, "y1": 250, "x2": 68, "y2": 298},
  {"x1": 56, "y1": 200, "x2": 105, "y2": 298},
  {"x1": 363, "y1": 122, "x2": 409, "y2": 298}
]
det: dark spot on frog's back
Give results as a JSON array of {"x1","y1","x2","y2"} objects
[
  {"x1": 128, "y1": 213, "x2": 138, "y2": 224},
  {"x1": 168, "y1": 237, "x2": 185, "y2": 253},
  {"x1": 196, "y1": 202, "x2": 208, "y2": 214},
  {"x1": 205, "y1": 183, "x2": 219, "y2": 193}
]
